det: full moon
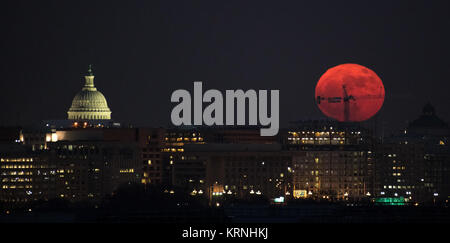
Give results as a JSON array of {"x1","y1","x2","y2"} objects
[{"x1": 315, "y1": 64, "x2": 385, "y2": 122}]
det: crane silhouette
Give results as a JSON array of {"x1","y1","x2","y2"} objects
[
  {"x1": 316, "y1": 85, "x2": 382, "y2": 122},
  {"x1": 342, "y1": 85, "x2": 355, "y2": 122}
]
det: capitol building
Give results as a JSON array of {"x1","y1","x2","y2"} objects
[{"x1": 67, "y1": 65, "x2": 112, "y2": 120}]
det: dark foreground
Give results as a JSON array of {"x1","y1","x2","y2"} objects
[{"x1": 1, "y1": 204, "x2": 449, "y2": 223}]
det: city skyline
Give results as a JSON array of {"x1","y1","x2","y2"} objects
[
  {"x1": 1, "y1": 107, "x2": 449, "y2": 222},
  {"x1": 1, "y1": 0, "x2": 450, "y2": 230}
]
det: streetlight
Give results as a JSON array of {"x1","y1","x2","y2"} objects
[{"x1": 433, "y1": 193, "x2": 438, "y2": 204}]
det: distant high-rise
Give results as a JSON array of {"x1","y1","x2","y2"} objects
[{"x1": 67, "y1": 65, "x2": 112, "y2": 120}]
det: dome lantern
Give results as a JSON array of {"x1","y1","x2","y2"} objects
[{"x1": 83, "y1": 64, "x2": 96, "y2": 90}]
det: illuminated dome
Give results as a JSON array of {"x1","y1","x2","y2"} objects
[{"x1": 67, "y1": 65, "x2": 112, "y2": 120}]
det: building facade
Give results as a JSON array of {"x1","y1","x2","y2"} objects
[{"x1": 286, "y1": 121, "x2": 375, "y2": 201}]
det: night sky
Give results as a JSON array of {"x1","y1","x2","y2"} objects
[{"x1": 1, "y1": 0, "x2": 450, "y2": 133}]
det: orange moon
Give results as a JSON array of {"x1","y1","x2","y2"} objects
[{"x1": 315, "y1": 64, "x2": 385, "y2": 122}]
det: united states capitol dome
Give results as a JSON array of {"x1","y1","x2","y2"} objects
[{"x1": 67, "y1": 65, "x2": 112, "y2": 120}]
